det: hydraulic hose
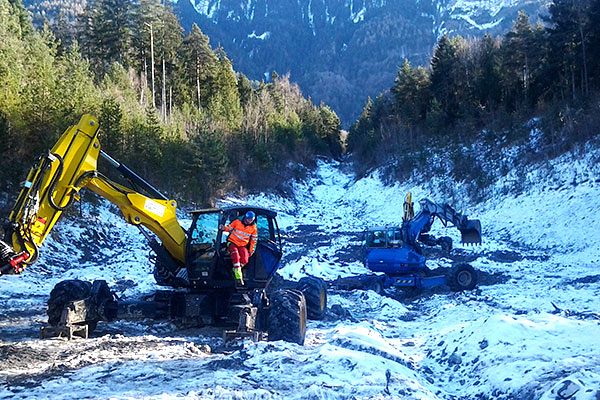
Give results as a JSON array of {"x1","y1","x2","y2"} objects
[{"x1": 47, "y1": 153, "x2": 77, "y2": 212}]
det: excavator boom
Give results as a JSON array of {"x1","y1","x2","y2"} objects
[
  {"x1": 1, "y1": 114, "x2": 187, "y2": 276},
  {"x1": 417, "y1": 199, "x2": 482, "y2": 245},
  {"x1": 401, "y1": 194, "x2": 482, "y2": 246}
]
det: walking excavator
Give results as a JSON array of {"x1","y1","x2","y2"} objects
[
  {"x1": 333, "y1": 192, "x2": 483, "y2": 293},
  {"x1": 0, "y1": 114, "x2": 327, "y2": 344}
]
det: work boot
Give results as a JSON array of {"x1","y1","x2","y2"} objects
[
  {"x1": 233, "y1": 266, "x2": 244, "y2": 287},
  {"x1": 235, "y1": 276, "x2": 245, "y2": 287}
]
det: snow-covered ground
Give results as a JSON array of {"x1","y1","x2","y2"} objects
[{"x1": 1, "y1": 150, "x2": 600, "y2": 399}]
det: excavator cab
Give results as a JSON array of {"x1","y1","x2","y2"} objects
[{"x1": 186, "y1": 206, "x2": 283, "y2": 290}]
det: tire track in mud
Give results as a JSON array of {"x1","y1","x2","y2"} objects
[{"x1": 0, "y1": 335, "x2": 213, "y2": 391}]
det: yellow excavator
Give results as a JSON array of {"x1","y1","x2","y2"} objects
[{"x1": 0, "y1": 115, "x2": 327, "y2": 344}]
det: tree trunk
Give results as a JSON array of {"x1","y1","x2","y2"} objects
[
  {"x1": 162, "y1": 58, "x2": 166, "y2": 122},
  {"x1": 571, "y1": 65, "x2": 576, "y2": 101},
  {"x1": 141, "y1": 56, "x2": 148, "y2": 106},
  {"x1": 149, "y1": 24, "x2": 156, "y2": 108},
  {"x1": 579, "y1": 24, "x2": 589, "y2": 96},
  {"x1": 196, "y1": 58, "x2": 201, "y2": 111}
]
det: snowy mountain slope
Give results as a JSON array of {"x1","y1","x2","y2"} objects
[
  {"x1": 1, "y1": 143, "x2": 600, "y2": 399},
  {"x1": 170, "y1": 0, "x2": 549, "y2": 123},
  {"x1": 22, "y1": 0, "x2": 550, "y2": 123}
]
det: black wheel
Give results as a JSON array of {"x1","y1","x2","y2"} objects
[
  {"x1": 357, "y1": 275, "x2": 385, "y2": 294},
  {"x1": 298, "y1": 276, "x2": 327, "y2": 320},
  {"x1": 447, "y1": 264, "x2": 478, "y2": 291},
  {"x1": 47, "y1": 280, "x2": 97, "y2": 333},
  {"x1": 438, "y1": 236, "x2": 453, "y2": 252},
  {"x1": 267, "y1": 289, "x2": 307, "y2": 345},
  {"x1": 371, "y1": 280, "x2": 383, "y2": 294}
]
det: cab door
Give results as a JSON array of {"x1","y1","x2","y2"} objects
[
  {"x1": 186, "y1": 211, "x2": 221, "y2": 285},
  {"x1": 248, "y1": 214, "x2": 282, "y2": 282}
]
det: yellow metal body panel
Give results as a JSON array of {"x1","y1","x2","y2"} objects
[
  {"x1": 85, "y1": 177, "x2": 186, "y2": 263},
  {"x1": 9, "y1": 115, "x2": 101, "y2": 260},
  {"x1": 403, "y1": 192, "x2": 414, "y2": 222},
  {"x1": 7, "y1": 114, "x2": 187, "y2": 266}
]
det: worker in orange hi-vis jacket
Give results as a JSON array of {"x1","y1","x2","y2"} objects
[{"x1": 221, "y1": 211, "x2": 258, "y2": 286}]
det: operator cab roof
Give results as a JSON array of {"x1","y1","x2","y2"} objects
[{"x1": 191, "y1": 206, "x2": 278, "y2": 218}]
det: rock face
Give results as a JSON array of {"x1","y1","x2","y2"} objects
[{"x1": 173, "y1": 0, "x2": 549, "y2": 124}]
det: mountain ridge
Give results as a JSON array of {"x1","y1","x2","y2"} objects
[
  {"x1": 172, "y1": 0, "x2": 549, "y2": 124},
  {"x1": 24, "y1": 0, "x2": 550, "y2": 124}
]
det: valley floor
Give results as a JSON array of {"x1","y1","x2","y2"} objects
[{"x1": 1, "y1": 159, "x2": 599, "y2": 399}]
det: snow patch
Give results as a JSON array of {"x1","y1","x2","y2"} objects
[{"x1": 247, "y1": 30, "x2": 270, "y2": 40}]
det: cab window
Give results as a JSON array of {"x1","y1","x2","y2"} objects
[
  {"x1": 388, "y1": 228, "x2": 403, "y2": 247},
  {"x1": 367, "y1": 230, "x2": 386, "y2": 247},
  {"x1": 190, "y1": 213, "x2": 219, "y2": 246},
  {"x1": 256, "y1": 215, "x2": 272, "y2": 241}
]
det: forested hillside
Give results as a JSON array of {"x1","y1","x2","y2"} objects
[
  {"x1": 0, "y1": 0, "x2": 342, "y2": 204},
  {"x1": 349, "y1": 0, "x2": 600, "y2": 197},
  {"x1": 23, "y1": 0, "x2": 549, "y2": 125}
]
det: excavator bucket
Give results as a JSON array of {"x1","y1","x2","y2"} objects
[{"x1": 459, "y1": 219, "x2": 482, "y2": 245}]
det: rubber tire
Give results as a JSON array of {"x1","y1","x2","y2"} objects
[
  {"x1": 47, "y1": 279, "x2": 97, "y2": 333},
  {"x1": 357, "y1": 275, "x2": 385, "y2": 294},
  {"x1": 371, "y1": 280, "x2": 384, "y2": 295},
  {"x1": 298, "y1": 276, "x2": 327, "y2": 320},
  {"x1": 447, "y1": 264, "x2": 478, "y2": 291},
  {"x1": 267, "y1": 289, "x2": 307, "y2": 345}
]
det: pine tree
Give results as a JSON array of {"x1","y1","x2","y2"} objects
[
  {"x1": 179, "y1": 127, "x2": 228, "y2": 202},
  {"x1": 474, "y1": 35, "x2": 502, "y2": 111},
  {"x1": 318, "y1": 105, "x2": 342, "y2": 157},
  {"x1": 128, "y1": 106, "x2": 163, "y2": 177},
  {"x1": 208, "y1": 50, "x2": 242, "y2": 131},
  {"x1": 347, "y1": 97, "x2": 374, "y2": 153},
  {"x1": 588, "y1": 0, "x2": 600, "y2": 86},
  {"x1": 133, "y1": 0, "x2": 183, "y2": 114},
  {"x1": 7, "y1": 0, "x2": 32, "y2": 38},
  {"x1": 99, "y1": 98, "x2": 124, "y2": 158},
  {"x1": 80, "y1": 0, "x2": 136, "y2": 77},
  {"x1": 177, "y1": 24, "x2": 218, "y2": 111},
  {"x1": 392, "y1": 59, "x2": 431, "y2": 126},
  {"x1": 430, "y1": 35, "x2": 464, "y2": 125},
  {"x1": 237, "y1": 74, "x2": 255, "y2": 107},
  {"x1": 502, "y1": 11, "x2": 536, "y2": 110},
  {"x1": 56, "y1": 42, "x2": 99, "y2": 118},
  {"x1": 0, "y1": 0, "x2": 28, "y2": 119},
  {"x1": 546, "y1": 0, "x2": 593, "y2": 98},
  {"x1": 22, "y1": 27, "x2": 61, "y2": 149}
]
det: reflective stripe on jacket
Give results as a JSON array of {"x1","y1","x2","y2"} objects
[{"x1": 223, "y1": 219, "x2": 258, "y2": 254}]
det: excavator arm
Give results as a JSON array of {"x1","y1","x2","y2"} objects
[
  {"x1": 402, "y1": 193, "x2": 482, "y2": 246},
  {"x1": 1, "y1": 114, "x2": 187, "y2": 276}
]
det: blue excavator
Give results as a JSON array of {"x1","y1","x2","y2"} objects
[
  {"x1": 367, "y1": 192, "x2": 482, "y2": 291},
  {"x1": 334, "y1": 193, "x2": 482, "y2": 293}
]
